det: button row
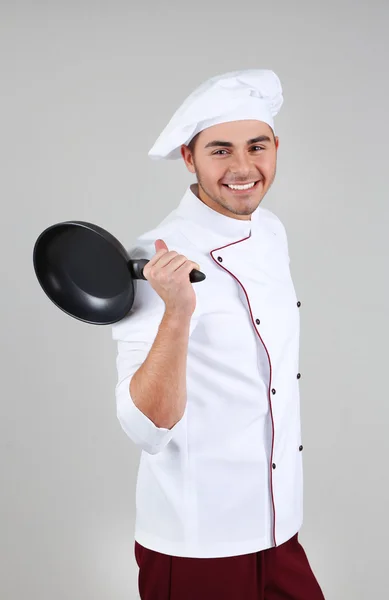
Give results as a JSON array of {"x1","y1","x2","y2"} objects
[
  {"x1": 215, "y1": 255, "x2": 302, "y2": 310},
  {"x1": 215, "y1": 257, "x2": 305, "y2": 471},
  {"x1": 270, "y1": 372, "x2": 301, "y2": 396},
  {"x1": 272, "y1": 446, "x2": 304, "y2": 470},
  {"x1": 255, "y1": 301, "x2": 301, "y2": 329}
]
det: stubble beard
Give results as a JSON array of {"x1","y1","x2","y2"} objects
[{"x1": 194, "y1": 164, "x2": 277, "y2": 218}]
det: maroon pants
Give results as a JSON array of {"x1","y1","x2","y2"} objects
[{"x1": 134, "y1": 533, "x2": 325, "y2": 599}]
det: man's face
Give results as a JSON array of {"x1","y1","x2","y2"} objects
[{"x1": 181, "y1": 120, "x2": 279, "y2": 220}]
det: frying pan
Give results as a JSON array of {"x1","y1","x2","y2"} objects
[{"x1": 33, "y1": 221, "x2": 206, "y2": 325}]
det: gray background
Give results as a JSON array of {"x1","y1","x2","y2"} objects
[{"x1": 1, "y1": 1, "x2": 388, "y2": 599}]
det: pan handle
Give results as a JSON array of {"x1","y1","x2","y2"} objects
[{"x1": 128, "y1": 259, "x2": 206, "y2": 283}]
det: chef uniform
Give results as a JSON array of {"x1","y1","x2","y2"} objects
[{"x1": 112, "y1": 70, "x2": 325, "y2": 599}]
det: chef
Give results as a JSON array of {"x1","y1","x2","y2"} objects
[{"x1": 112, "y1": 69, "x2": 326, "y2": 599}]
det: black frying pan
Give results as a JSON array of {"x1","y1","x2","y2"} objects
[{"x1": 33, "y1": 221, "x2": 206, "y2": 325}]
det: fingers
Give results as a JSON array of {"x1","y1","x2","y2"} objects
[
  {"x1": 144, "y1": 255, "x2": 200, "y2": 283},
  {"x1": 154, "y1": 239, "x2": 168, "y2": 253},
  {"x1": 147, "y1": 240, "x2": 200, "y2": 272},
  {"x1": 173, "y1": 259, "x2": 201, "y2": 277}
]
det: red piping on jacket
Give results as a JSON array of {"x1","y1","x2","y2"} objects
[{"x1": 209, "y1": 233, "x2": 277, "y2": 548}]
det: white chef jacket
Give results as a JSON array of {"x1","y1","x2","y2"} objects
[{"x1": 112, "y1": 183, "x2": 303, "y2": 559}]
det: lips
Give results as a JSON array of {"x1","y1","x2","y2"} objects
[{"x1": 222, "y1": 180, "x2": 261, "y2": 194}]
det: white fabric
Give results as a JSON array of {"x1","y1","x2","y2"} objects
[
  {"x1": 148, "y1": 69, "x2": 283, "y2": 160},
  {"x1": 112, "y1": 184, "x2": 303, "y2": 558}
]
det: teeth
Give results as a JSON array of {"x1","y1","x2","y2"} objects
[{"x1": 227, "y1": 182, "x2": 256, "y2": 190}]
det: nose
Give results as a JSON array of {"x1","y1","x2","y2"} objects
[{"x1": 229, "y1": 152, "x2": 252, "y2": 178}]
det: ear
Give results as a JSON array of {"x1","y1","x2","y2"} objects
[
  {"x1": 181, "y1": 144, "x2": 196, "y2": 174},
  {"x1": 275, "y1": 136, "x2": 280, "y2": 150}
]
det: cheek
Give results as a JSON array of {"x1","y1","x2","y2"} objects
[
  {"x1": 201, "y1": 161, "x2": 226, "y2": 184},
  {"x1": 256, "y1": 156, "x2": 276, "y2": 177}
]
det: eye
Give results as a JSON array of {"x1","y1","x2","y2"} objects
[
  {"x1": 212, "y1": 149, "x2": 229, "y2": 155},
  {"x1": 251, "y1": 146, "x2": 265, "y2": 152}
]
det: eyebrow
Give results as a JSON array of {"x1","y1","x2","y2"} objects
[{"x1": 204, "y1": 135, "x2": 272, "y2": 149}]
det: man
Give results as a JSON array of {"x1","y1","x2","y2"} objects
[{"x1": 112, "y1": 69, "x2": 325, "y2": 599}]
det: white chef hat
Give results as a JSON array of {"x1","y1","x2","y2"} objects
[{"x1": 148, "y1": 69, "x2": 283, "y2": 161}]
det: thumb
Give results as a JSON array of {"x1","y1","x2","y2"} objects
[{"x1": 155, "y1": 239, "x2": 169, "y2": 253}]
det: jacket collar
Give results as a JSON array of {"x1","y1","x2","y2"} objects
[{"x1": 175, "y1": 184, "x2": 262, "y2": 244}]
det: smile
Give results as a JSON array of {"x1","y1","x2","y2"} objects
[{"x1": 222, "y1": 181, "x2": 261, "y2": 193}]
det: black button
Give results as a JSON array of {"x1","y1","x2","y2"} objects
[
  {"x1": 255, "y1": 318, "x2": 260, "y2": 325},
  {"x1": 218, "y1": 256, "x2": 223, "y2": 262},
  {"x1": 271, "y1": 388, "x2": 276, "y2": 395},
  {"x1": 299, "y1": 445, "x2": 303, "y2": 451},
  {"x1": 272, "y1": 463, "x2": 276, "y2": 469},
  {"x1": 297, "y1": 301, "x2": 301, "y2": 307},
  {"x1": 297, "y1": 373, "x2": 301, "y2": 379}
]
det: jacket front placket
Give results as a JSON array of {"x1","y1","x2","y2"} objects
[{"x1": 208, "y1": 227, "x2": 301, "y2": 547}]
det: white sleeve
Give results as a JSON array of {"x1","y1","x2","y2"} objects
[{"x1": 111, "y1": 265, "x2": 201, "y2": 456}]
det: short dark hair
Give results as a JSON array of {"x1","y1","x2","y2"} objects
[{"x1": 187, "y1": 133, "x2": 200, "y2": 155}]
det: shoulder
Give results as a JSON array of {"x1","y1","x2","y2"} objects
[
  {"x1": 125, "y1": 218, "x2": 199, "y2": 261},
  {"x1": 256, "y1": 206, "x2": 290, "y2": 254},
  {"x1": 257, "y1": 206, "x2": 286, "y2": 230}
]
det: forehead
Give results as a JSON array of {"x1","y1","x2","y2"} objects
[{"x1": 198, "y1": 119, "x2": 273, "y2": 143}]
